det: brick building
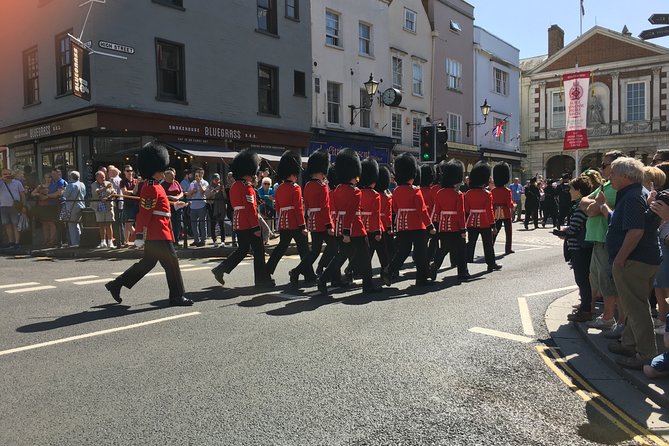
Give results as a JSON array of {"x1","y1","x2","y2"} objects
[{"x1": 520, "y1": 25, "x2": 669, "y2": 180}]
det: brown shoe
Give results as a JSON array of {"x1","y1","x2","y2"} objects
[
  {"x1": 567, "y1": 310, "x2": 593, "y2": 322},
  {"x1": 615, "y1": 355, "x2": 646, "y2": 370},
  {"x1": 607, "y1": 341, "x2": 636, "y2": 357}
]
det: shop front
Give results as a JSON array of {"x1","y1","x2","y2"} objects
[
  {"x1": 479, "y1": 146, "x2": 526, "y2": 179},
  {"x1": 309, "y1": 129, "x2": 394, "y2": 166}
]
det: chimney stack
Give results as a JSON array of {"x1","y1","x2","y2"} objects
[{"x1": 548, "y1": 25, "x2": 564, "y2": 57}]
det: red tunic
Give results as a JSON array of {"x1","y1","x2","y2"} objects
[
  {"x1": 230, "y1": 180, "x2": 260, "y2": 231},
  {"x1": 274, "y1": 180, "x2": 306, "y2": 231},
  {"x1": 332, "y1": 183, "x2": 366, "y2": 237},
  {"x1": 421, "y1": 186, "x2": 435, "y2": 219},
  {"x1": 433, "y1": 187, "x2": 466, "y2": 233},
  {"x1": 464, "y1": 188, "x2": 495, "y2": 228},
  {"x1": 360, "y1": 187, "x2": 382, "y2": 236},
  {"x1": 379, "y1": 191, "x2": 393, "y2": 232},
  {"x1": 430, "y1": 184, "x2": 443, "y2": 222},
  {"x1": 303, "y1": 179, "x2": 333, "y2": 232},
  {"x1": 392, "y1": 184, "x2": 433, "y2": 232},
  {"x1": 491, "y1": 186, "x2": 514, "y2": 220},
  {"x1": 136, "y1": 179, "x2": 174, "y2": 241}
]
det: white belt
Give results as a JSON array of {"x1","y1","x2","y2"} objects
[
  {"x1": 380, "y1": 213, "x2": 386, "y2": 217},
  {"x1": 152, "y1": 211, "x2": 171, "y2": 217},
  {"x1": 441, "y1": 211, "x2": 457, "y2": 215},
  {"x1": 280, "y1": 206, "x2": 295, "y2": 211},
  {"x1": 337, "y1": 211, "x2": 347, "y2": 215},
  {"x1": 307, "y1": 207, "x2": 321, "y2": 214},
  {"x1": 233, "y1": 206, "x2": 245, "y2": 210},
  {"x1": 397, "y1": 208, "x2": 416, "y2": 212},
  {"x1": 357, "y1": 211, "x2": 372, "y2": 216},
  {"x1": 470, "y1": 209, "x2": 486, "y2": 213}
]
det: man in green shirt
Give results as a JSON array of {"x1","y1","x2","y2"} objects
[{"x1": 579, "y1": 150, "x2": 626, "y2": 333}]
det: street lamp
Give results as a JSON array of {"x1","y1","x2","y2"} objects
[
  {"x1": 466, "y1": 99, "x2": 491, "y2": 137},
  {"x1": 349, "y1": 73, "x2": 380, "y2": 125}
]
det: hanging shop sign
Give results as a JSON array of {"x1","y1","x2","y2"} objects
[{"x1": 71, "y1": 38, "x2": 91, "y2": 101}]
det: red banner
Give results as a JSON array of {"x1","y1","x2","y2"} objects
[{"x1": 563, "y1": 71, "x2": 590, "y2": 150}]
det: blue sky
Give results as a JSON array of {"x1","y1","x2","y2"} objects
[{"x1": 472, "y1": 0, "x2": 669, "y2": 59}]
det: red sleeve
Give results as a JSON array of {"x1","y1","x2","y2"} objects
[
  {"x1": 135, "y1": 184, "x2": 157, "y2": 236},
  {"x1": 506, "y1": 188, "x2": 514, "y2": 210},
  {"x1": 294, "y1": 185, "x2": 306, "y2": 229},
  {"x1": 464, "y1": 191, "x2": 471, "y2": 214},
  {"x1": 457, "y1": 193, "x2": 466, "y2": 232},
  {"x1": 486, "y1": 191, "x2": 494, "y2": 224},
  {"x1": 415, "y1": 188, "x2": 433, "y2": 228},
  {"x1": 371, "y1": 192, "x2": 381, "y2": 234},
  {"x1": 341, "y1": 187, "x2": 360, "y2": 235}
]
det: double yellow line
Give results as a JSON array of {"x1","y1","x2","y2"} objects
[{"x1": 536, "y1": 345, "x2": 669, "y2": 446}]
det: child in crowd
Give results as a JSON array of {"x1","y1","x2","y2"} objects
[{"x1": 644, "y1": 317, "x2": 669, "y2": 378}]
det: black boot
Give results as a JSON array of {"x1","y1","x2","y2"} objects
[
  {"x1": 212, "y1": 268, "x2": 225, "y2": 286},
  {"x1": 288, "y1": 269, "x2": 299, "y2": 289},
  {"x1": 169, "y1": 296, "x2": 194, "y2": 306},
  {"x1": 105, "y1": 280, "x2": 122, "y2": 303},
  {"x1": 317, "y1": 276, "x2": 328, "y2": 296}
]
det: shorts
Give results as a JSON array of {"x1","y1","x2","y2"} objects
[
  {"x1": 655, "y1": 244, "x2": 669, "y2": 289},
  {"x1": 0, "y1": 206, "x2": 19, "y2": 226},
  {"x1": 95, "y1": 210, "x2": 115, "y2": 223},
  {"x1": 122, "y1": 204, "x2": 138, "y2": 222},
  {"x1": 649, "y1": 352, "x2": 669, "y2": 373},
  {"x1": 590, "y1": 242, "x2": 617, "y2": 296}
]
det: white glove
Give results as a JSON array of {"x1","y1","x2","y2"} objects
[{"x1": 134, "y1": 234, "x2": 145, "y2": 248}]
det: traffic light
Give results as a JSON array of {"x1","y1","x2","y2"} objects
[
  {"x1": 436, "y1": 124, "x2": 449, "y2": 159},
  {"x1": 420, "y1": 125, "x2": 436, "y2": 163}
]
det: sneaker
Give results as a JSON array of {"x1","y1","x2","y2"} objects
[
  {"x1": 96, "y1": 241, "x2": 107, "y2": 249},
  {"x1": 603, "y1": 323, "x2": 625, "y2": 339},
  {"x1": 567, "y1": 310, "x2": 593, "y2": 322},
  {"x1": 586, "y1": 316, "x2": 616, "y2": 330},
  {"x1": 108, "y1": 242, "x2": 117, "y2": 249}
]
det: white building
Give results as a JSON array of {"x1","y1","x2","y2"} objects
[{"x1": 309, "y1": 0, "x2": 432, "y2": 163}]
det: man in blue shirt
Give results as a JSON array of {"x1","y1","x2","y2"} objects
[
  {"x1": 510, "y1": 177, "x2": 524, "y2": 222},
  {"x1": 600, "y1": 157, "x2": 661, "y2": 370},
  {"x1": 186, "y1": 167, "x2": 209, "y2": 247}
]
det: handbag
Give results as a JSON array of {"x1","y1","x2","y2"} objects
[
  {"x1": 58, "y1": 204, "x2": 71, "y2": 222},
  {"x1": 3, "y1": 181, "x2": 22, "y2": 211},
  {"x1": 17, "y1": 213, "x2": 29, "y2": 232}
]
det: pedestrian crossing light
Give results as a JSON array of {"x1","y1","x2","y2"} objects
[{"x1": 420, "y1": 125, "x2": 436, "y2": 163}]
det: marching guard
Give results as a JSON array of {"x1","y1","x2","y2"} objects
[
  {"x1": 105, "y1": 142, "x2": 193, "y2": 306},
  {"x1": 430, "y1": 159, "x2": 471, "y2": 282},
  {"x1": 266, "y1": 150, "x2": 316, "y2": 287},
  {"x1": 373, "y1": 165, "x2": 394, "y2": 269},
  {"x1": 211, "y1": 149, "x2": 274, "y2": 288},
  {"x1": 491, "y1": 162, "x2": 514, "y2": 255},
  {"x1": 464, "y1": 162, "x2": 502, "y2": 273},
  {"x1": 382, "y1": 153, "x2": 436, "y2": 287},
  {"x1": 359, "y1": 158, "x2": 388, "y2": 276}
]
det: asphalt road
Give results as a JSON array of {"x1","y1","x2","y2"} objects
[{"x1": 0, "y1": 224, "x2": 645, "y2": 445}]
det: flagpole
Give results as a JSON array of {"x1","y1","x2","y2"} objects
[{"x1": 579, "y1": 0, "x2": 583, "y2": 36}]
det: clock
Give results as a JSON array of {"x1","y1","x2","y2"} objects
[{"x1": 381, "y1": 88, "x2": 402, "y2": 107}]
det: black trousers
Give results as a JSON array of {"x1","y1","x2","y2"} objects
[
  {"x1": 170, "y1": 208, "x2": 182, "y2": 243},
  {"x1": 322, "y1": 236, "x2": 373, "y2": 288},
  {"x1": 266, "y1": 229, "x2": 312, "y2": 277},
  {"x1": 426, "y1": 232, "x2": 439, "y2": 261},
  {"x1": 116, "y1": 240, "x2": 184, "y2": 299},
  {"x1": 432, "y1": 232, "x2": 469, "y2": 277},
  {"x1": 494, "y1": 218, "x2": 513, "y2": 254},
  {"x1": 467, "y1": 227, "x2": 496, "y2": 267},
  {"x1": 215, "y1": 228, "x2": 270, "y2": 283},
  {"x1": 525, "y1": 204, "x2": 539, "y2": 228},
  {"x1": 571, "y1": 246, "x2": 593, "y2": 312},
  {"x1": 368, "y1": 233, "x2": 390, "y2": 271},
  {"x1": 296, "y1": 231, "x2": 336, "y2": 277},
  {"x1": 388, "y1": 230, "x2": 429, "y2": 282}
]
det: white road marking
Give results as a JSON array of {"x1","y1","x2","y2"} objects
[
  {"x1": 55, "y1": 275, "x2": 99, "y2": 282},
  {"x1": 5, "y1": 285, "x2": 58, "y2": 294},
  {"x1": 511, "y1": 247, "x2": 550, "y2": 253},
  {"x1": 74, "y1": 278, "x2": 116, "y2": 285},
  {"x1": 469, "y1": 327, "x2": 534, "y2": 343},
  {"x1": 523, "y1": 285, "x2": 578, "y2": 297},
  {"x1": 0, "y1": 312, "x2": 201, "y2": 357},
  {"x1": 181, "y1": 267, "x2": 210, "y2": 272},
  {"x1": 179, "y1": 264, "x2": 195, "y2": 268},
  {"x1": 517, "y1": 297, "x2": 536, "y2": 336},
  {"x1": 0, "y1": 282, "x2": 40, "y2": 289}
]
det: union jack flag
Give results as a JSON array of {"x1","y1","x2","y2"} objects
[{"x1": 493, "y1": 120, "x2": 504, "y2": 139}]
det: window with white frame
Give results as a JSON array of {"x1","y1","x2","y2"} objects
[
  {"x1": 359, "y1": 22, "x2": 372, "y2": 56},
  {"x1": 391, "y1": 113, "x2": 402, "y2": 139},
  {"x1": 404, "y1": 8, "x2": 417, "y2": 33},
  {"x1": 551, "y1": 91, "x2": 565, "y2": 129},
  {"x1": 412, "y1": 117, "x2": 422, "y2": 147},
  {"x1": 492, "y1": 117, "x2": 507, "y2": 143},
  {"x1": 446, "y1": 58, "x2": 462, "y2": 91},
  {"x1": 392, "y1": 56, "x2": 403, "y2": 90},
  {"x1": 325, "y1": 10, "x2": 341, "y2": 47},
  {"x1": 626, "y1": 81, "x2": 646, "y2": 121},
  {"x1": 493, "y1": 67, "x2": 508, "y2": 96},
  {"x1": 360, "y1": 89, "x2": 371, "y2": 129},
  {"x1": 327, "y1": 81, "x2": 341, "y2": 125},
  {"x1": 412, "y1": 62, "x2": 423, "y2": 96},
  {"x1": 447, "y1": 113, "x2": 462, "y2": 143}
]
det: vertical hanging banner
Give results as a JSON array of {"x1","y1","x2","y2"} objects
[
  {"x1": 563, "y1": 71, "x2": 590, "y2": 150},
  {"x1": 70, "y1": 38, "x2": 91, "y2": 101}
]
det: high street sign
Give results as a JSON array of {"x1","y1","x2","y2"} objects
[
  {"x1": 639, "y1": 25, "x2": 669, "y2": 40},
  {"x1": 649, "y1": 14, "x2": 669, "y2": 25}
]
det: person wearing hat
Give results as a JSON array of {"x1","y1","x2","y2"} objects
[
  {"x1": 358, "y1": 158, "x2": 387, "y2": 279},
  {"x1": 426, "y1": 163, "x2": 444, "y2": 262},
  {"x1": 491, "y1": 162, "x2": 515, "y2": 255},
  {"x1": 381, "y1": 153, "x2": 436, "y2": 287},
  {"x1": 430, "y1": 159, "x2": 471, "y2": 282},
  {"x1": 266, "y1": 150, "x2": 316, "y2": 285},
  {"x1": 105, "y1": 142, "x2": 193, "y2": 306},
  {"x1": 318, "y1": 148, "x2": 382, "y2": 295},
  {"x1": 525, "y1": 177, "x2": 541, "y2": 230},
  {"x1": 292, "y1": 150, "x2": 337, "y2": 287},
  {"x1": 211, "y1": 149, "x2": 274, "y2": 288},
  {"x1": 465, "y1": 162, "x2": 502, "y2": 273},
  {"x1": 373, "y1": 165, "x2": 394, "y2": 273}
]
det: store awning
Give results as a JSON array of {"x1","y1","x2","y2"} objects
[
  {"x1": 165, "y1": 142, "x2": 238, "y2": 160},
  {"x1": 255, "y1": 151, "x2": 281, "y2": 162}
]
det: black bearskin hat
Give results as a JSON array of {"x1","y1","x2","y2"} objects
[
  {"x1": 440, "y1": 159, "x2": 464, "y2": 188},
  {"x1": 327, "y1": 164, "x2": 338, "y2": 190},
  {"x1": 306, "y1": 150, "x2": 330, "y2": 176},
  {"x1": 420, "y1": 164, "x2": 435, "y2": 187},
  {"x1": 335, "y1": 148, "x2": 361, "y2": 184},
  {"x1": 493, "y1": 162, "x2": 511, "y2": 187},
  {"x1": 359, "y1": 158, "x2": 379, "y2": 188},
  {"x1": 375, "y1": 165, "x2": 391, "y2": 193},
  {"x1": 394, "y1": 152, "x2": 418, "y2": 184},
  {"x1": 137, "y1": 141, "x2": 170, "y2": 179},
  {"x1": 231, "y1": 149, "x2": 259, "y2": 180},
  {"x1": 469, "y1": 162, "x2": 492, "y2": 188},
  {"x1": 277, "y1": 150, "x2": 301, "y2": 181}
]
